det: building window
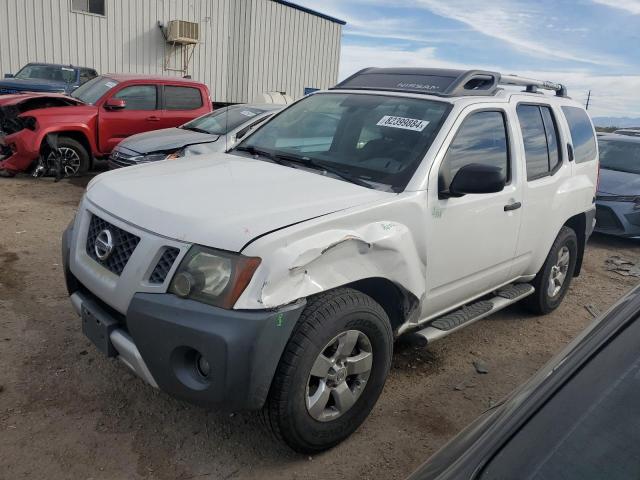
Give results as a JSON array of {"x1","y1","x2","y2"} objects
[{"x1": 72, "y1": 0, "x2": 106, "y2": 16}]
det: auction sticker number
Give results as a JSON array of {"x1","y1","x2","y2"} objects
[{"x1": 376, "y1": 115, "x2": 429, "y2": 132}]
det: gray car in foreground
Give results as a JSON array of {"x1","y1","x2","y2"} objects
[
  {"x1": 595, "y1": 133, "x2": 640, "y2": 238},
  {"x1": 408, "y1": 283, "x2": 640, "y2": 480},
  {"x1": 108, "y1": 103, "x2": 282, "y2": 169}
]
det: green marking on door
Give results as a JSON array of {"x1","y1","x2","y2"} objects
[{"x1": 276, "y1": 313, "x2": 284, "y2": 327}]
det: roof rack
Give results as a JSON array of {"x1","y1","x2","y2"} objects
[
  {"x1": 500, "y1": 74, "x2": 567, "y2": 97},
  {"x1": 332, "y1": 68, "x2": 567, "y2": 98}
]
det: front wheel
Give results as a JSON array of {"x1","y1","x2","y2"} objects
[
  {"x1": 45, "y1": 137, "x2": 90, "y2": 177},
  {"x1": 263, "y1": 288, "x2": 393, "y2": 453},
  {"x1": 524, "y1": 226, "x2": 578, "y2": 315}
]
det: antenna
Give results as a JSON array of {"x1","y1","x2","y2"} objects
[{"x1": 586, "y1": 90, "x2": 591, "y2": 110}]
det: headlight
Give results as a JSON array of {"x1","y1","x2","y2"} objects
[
  {"x1": 164, "y1": 149, "x2": 184, "y2": 160},
  {"x1": 142, "y1": 152, "x2": 171, "y2": 162},
  {"x1": 169, "y1": 246, "x2": 261, "y2": 309}
]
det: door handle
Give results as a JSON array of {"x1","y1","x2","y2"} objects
[
  {"x1": 504, "y1": 201, "x2": 522, "y2": 212},
  {"x1": 146, "y1": 116, "x2": 160, "y2": 121}
]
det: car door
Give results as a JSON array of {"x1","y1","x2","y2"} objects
[
  {"x1": 98, "y1": 84, "x2": 161, "y2": 152},
  {"x1": 423, "y1": 106, "x2": 523, "y2": 318},
  {"x1": 510, "y1": 103, "x2": 573, "y2": 277},
  {"x1": 160, "y1": 84, "x2": 208, "y2": 129}
]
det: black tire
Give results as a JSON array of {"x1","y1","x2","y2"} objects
[
  {"x1": 524, "y1": 226, "x2": 578, "y2": 315},
  {"x1": 47, "y1": 137, "x2": 90, "y2": 177},
  {"x1": 263, "y1": 288, "x2": 393, "y2": 453}
]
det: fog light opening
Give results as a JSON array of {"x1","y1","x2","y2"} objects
[{"x1": 196, "y1": 353, "x2": 211, "y2": 378}]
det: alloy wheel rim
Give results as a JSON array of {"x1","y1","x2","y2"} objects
[
  {"x1": 305, "y1": 329, "x2": 373, "y2": 422},
  {"x1": 47, "y1": 147, "x2": 81, "y2": 177},
  {"x1": 548, "y1": 245, "x2": 570, "y2": 298}
]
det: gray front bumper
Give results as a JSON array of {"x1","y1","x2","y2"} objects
[{"x1": 70, "y1": 291, "x2": 158, "y2": 388}]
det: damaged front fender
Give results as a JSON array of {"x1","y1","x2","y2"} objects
[{"x1": 235, "y1": 195, "x2": 429, "y2": 319}]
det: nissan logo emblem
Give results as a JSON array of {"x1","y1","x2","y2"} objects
[{"x1": 94, "y1": 229, "x2": 114, "y2": 261}]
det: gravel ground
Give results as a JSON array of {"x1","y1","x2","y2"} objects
[{"x1": 1, "y1": 175, "x2": 638, "y2": 480}]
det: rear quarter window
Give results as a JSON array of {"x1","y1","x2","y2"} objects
[
  {"x1": 164, "y1": 86, "x2": 203, "y2": 110},
  {"x1": 561, "y1": 106, "x2": 597, "y2": 163}
]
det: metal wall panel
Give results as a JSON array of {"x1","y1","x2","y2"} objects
[{"x1": 0, "y1": 0, "x2": 342, "y2": 103}]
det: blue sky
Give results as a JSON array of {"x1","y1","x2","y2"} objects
[{"x1": 296, "y1": 0, "x2": 640, "y2": 118}]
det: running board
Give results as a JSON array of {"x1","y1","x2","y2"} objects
[{"x1": 415, "y1": 283, "x2": 535, "y2": 344}]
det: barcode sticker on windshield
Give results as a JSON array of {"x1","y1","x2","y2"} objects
[
  {"x1": 240, "y1": 110, "x2": 257, "y2": 117},
  {"x1": 376, "y1": 115, "x2": 429, "y2": 132},
  {"x1": 105, "y1": 81, "x2": 117, "y2": 88}
]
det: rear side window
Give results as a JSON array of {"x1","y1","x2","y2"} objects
[
  {"x1": 517, "y1": 104, "x2": 562, "y2": 180},
  {"x1": 439, "y1": 111, "x2": 509, "y2": 191},
  {"x1": 114, "y1": 85, "x2": 157, "y2": 110},
  {"x1": 164, "y1": 86, "x2": 203, "y2": 110},
  {"x1": 562, "y1": 106, "x2": 597, "y2": 163}
]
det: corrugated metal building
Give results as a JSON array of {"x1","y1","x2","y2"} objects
[{"x1": 0, "y1": 0, "x2": 344, "y2": 103}]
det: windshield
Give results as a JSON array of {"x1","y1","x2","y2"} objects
[
  {"x1": 71, "y1": 76, "x2": 119, "y2": 104},
  {"x1": 184, "y1": 106, "x2": 267, "y2": 135},
  {"x1": 15, "y1": 64, "x2": 76, "y2": 83},
  {"x1": 235, "y1": 93, "x2": 450, "y2": 192},
  {"x1": 599, "y1": 139, "x2": 640, "y2": 175}
]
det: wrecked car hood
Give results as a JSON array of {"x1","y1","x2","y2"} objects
[
  {"x1": 0, "y1": 91, "x2": 77, "y2": 106},
  {"x1": 86, "y1": 153, "x2": 392, "y2": 251},
  {"x1": 0, "y1": 93, "x2": 84, "y2": 135},
  {"x1": 118, "y1": 127, "x2": 219, "y2": 154}
]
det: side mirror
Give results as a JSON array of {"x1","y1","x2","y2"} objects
[
  {"x1": 105, "y1": 98, "x2": 126, "y2": 110},
  {"x1": 4, "y1": 73, "x2": 14, "y2": 78},
  {"x1": 446, "y1": 163, "x2": 505, "y2": 197}
]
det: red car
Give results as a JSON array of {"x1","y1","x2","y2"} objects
[{"x1": 0, "y1": 74, "x2": 211, "y2": 177}]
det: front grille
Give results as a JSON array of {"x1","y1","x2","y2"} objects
[
  {"x1": 149, "y1": 247, "x2": 180, "y2": 284},
  {"x1": 596, "y1": 205, "x2": 624, "y2": 232},
  {"x1": 108, "y1": 150, "x2": 139, "y2": 169},
  {"x1": 86, "y1": 214, "x2": 140, "y2": 275}
]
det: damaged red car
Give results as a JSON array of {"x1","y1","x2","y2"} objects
[{"x1": 0, "y1": 75, "x2": 212, "y2": 177}]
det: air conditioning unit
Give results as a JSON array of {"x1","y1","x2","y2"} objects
[{"x1": 166, "y1": 20, "x2": 199, "y2": 44}]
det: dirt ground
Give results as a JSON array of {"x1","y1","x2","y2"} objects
[{"x1": 1, "y1": 175, "x2": 638, "y2": 480}]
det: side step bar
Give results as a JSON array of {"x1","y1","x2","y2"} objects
[{"x1": 415, "y1": 283, "x2": 534, "y2": 344}]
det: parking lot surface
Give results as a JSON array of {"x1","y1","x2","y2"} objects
[{"x1": 1, "y1": 176, "x2": 638, "y2": 480}]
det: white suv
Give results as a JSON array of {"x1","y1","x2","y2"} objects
[{"x1": 62, "y1": 68, "x2": 598, "y2": 453}]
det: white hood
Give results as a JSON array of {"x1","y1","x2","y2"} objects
[{"x1": 86, "y1": 153, "x2": 391, "y2": 251}]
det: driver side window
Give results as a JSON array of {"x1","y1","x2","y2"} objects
[
  {"x1": 439, "y1": 111, "x2": 509, "y2": 192},
  {"x1": 113, "y1": 85, "x2": 157, "y2": 111}
]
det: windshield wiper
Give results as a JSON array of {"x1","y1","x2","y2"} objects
[
  {"x1": 234, "y1": 146, "x2": 372, "y2": 188},
  {"x1": 233, "y1": 145, "x2": 291, "y2": 166},
  {"x1": 270, "y1": 152, "x2": 373, "y2": 188},
  {"x1": 181, "y1": 126, "x2": 212, "y2": 134}
]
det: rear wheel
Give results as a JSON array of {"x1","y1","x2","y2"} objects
[
  {"x1": 46, "y1": 137, "x2": 90, "y2": 177},
  {"x1": 524, "y1": 226, "x2": 578, "y2": 314},
  {"x1": 263, "y1": 288, "x2": 393, "y2": 453}
]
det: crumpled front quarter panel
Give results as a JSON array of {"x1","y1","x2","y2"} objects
[{"x1": 236, "y1": 192, "x2": 429, "y2": 310}]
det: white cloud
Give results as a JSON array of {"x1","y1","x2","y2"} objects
[
  {"x1": 592, "y1": 0, "x2": 640, "y2": 14},
  {"x1": 410, "y1": 0, "x2": 617, "y2": 66}
]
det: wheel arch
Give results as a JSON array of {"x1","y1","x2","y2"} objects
[
  {"x1": 563, "y1": 212, "x2": 586, "y2": 276},
  {"x1": 315, "y1": 277, "x2": 420, "y2": 335},
  {"x1": 38, "y1": 129, "x2": 93, "y2": 159}
]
